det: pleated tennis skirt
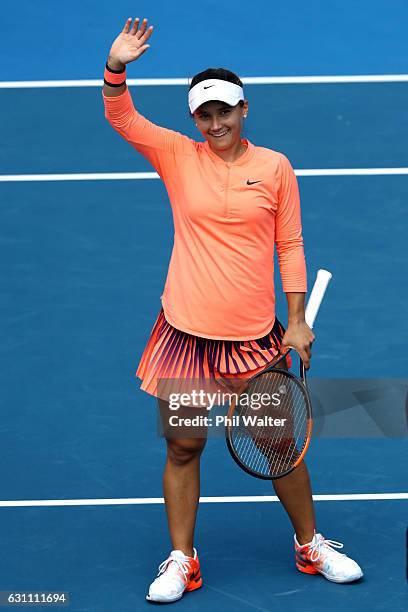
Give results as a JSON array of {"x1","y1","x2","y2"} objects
[{"x1": 136, "y1": 308, "x2": 291, "y2": 400}]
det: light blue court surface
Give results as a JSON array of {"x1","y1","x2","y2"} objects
[
  {"x1": 0, "y1": 1, "x2": 407, "y2": 610},
  {"x1": 1, "y1": 1, "x2": 408, "y2": 79}
]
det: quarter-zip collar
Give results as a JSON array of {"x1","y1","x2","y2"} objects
[{"x1": 203, "y1": 138, "x2": 255, "y2": 166}]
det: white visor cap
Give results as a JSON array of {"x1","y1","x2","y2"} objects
[{"x1": 188, "y1": 78, "x2": 244, "y2": 114}]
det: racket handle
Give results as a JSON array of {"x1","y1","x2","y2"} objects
[{"x1": 305, "y1": 269, "x2": 332, "y2": 329}]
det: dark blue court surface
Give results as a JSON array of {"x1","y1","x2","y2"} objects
[
  {"x1": 0, "y1": 500, "x2": 406, "y2": 611},
  {"x1": 1, "y1": 1, "x2": 407, "y2": 610}
]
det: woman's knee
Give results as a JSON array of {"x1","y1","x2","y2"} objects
[{"x1": 166, "y1": 437, "x2": 207, "y2": 466}]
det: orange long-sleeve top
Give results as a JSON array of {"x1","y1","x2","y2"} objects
[{"x1": 103, "y1": 86, "x2": 307, "y2": 340}]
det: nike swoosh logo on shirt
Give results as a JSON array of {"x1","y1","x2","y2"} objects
[
  {"x1": 247, "y1": 180, "x2": 262, "y2": 185},
  {"x1": 203, "y1": 85, "x2": 215, "y2": 89}
]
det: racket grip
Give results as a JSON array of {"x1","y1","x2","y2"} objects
[{"x1": 305, "y1": 269, "x2": 332, "y2": 328}]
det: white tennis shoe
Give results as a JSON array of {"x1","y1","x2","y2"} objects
[
  {"x1": 295, "y1": 532, "x2": 363, "y2": 583},
  {"x1": 146, "y1": 548, "x2": 202, "y2": 603}
]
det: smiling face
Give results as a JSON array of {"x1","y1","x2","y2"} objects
[{"x1": 193, "y1": 99, "x2": 249, "y2": 155}]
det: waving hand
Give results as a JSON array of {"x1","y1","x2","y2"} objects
[{"x1": 108, "y1": 17, "x2": 154, "y2": 68}]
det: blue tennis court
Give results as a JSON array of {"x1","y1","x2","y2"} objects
[{"x1": 0, "y1": 2, "x2": 407, "y2": 610}]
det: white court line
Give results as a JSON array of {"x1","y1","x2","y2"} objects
[
  {"x1": 0, "y1": 493, "x2": 407, "y2": 508},
  {"x1": 1, "y1": 74, "x2": 408, "y2": 88},
  {"x1": 0, "y1": 172, "x2": 160, "y2": 182},
  {"x1": 1, "y1": 168, "x2": 408, "y2": 183},
  {"x1": 296, "y1": 168, "x2": 408, "y2": 176}
]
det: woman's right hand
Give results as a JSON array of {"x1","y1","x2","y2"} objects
[{"x1": 108, "y1": 17, "x2": 154, "y2": 69}]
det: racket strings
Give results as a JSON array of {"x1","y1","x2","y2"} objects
[
  {"x1": 230, "y1": 370, "x2": 309, "y2": 477},
  {"x1": 234, "y1": 372, "x2": 298, "y2": 467},
  {"x1": 250, "y1": 387, "x2": 301, "y2": 475}
]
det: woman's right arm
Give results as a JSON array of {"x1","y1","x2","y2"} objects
[
  {"x1": 103, "y1": 55, "x2": 126, "y2": 97},
  {"x1": 102, "y1": 17, "x2": 192, "y2": 176},
  {"x1": 103, "y1": 17, "x2": 152, "y2": 97}
]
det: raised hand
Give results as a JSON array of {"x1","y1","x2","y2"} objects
[{"x1": 108, "y1": 17, "x2": 154, "y2": 69}]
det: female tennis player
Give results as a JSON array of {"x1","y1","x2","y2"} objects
[{"x1": 102, "y1": 17, "x2": 363, "y2": 603}]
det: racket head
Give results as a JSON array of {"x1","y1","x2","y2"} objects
[{"x1": 226, "y1": 367, "x2": 313, "y2": 480}]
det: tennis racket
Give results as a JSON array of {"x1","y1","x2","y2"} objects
[{"x1": 225, "y1": 269, "x2": 332, "y2": 480}]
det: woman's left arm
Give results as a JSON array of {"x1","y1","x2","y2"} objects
[
  {"x1": 275, "y1": 155, "x2": 314, "y2": 368},
  {"x1": 280, "y1": 292, "x2": 315, "y2": 369}
]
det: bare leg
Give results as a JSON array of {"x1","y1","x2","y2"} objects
[
  {"x1": 159, "y1": 399, "x2": 207, "y2": 557},
  {"x1": 272, "y1": 460, "x2": 316, "y2": 544},
  {"x1": 271, "y1": 358, "x2": 316, "y2": 545}
]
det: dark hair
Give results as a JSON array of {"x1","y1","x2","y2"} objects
[
  {"x1": 188, "y1": 67, "x2": 245, "y2": 116},
  {"x1": 189, "y1": 67, "x2": 243, "y2": 90}
]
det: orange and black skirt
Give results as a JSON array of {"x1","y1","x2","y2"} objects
[{"x1": 136, "y1": 308, "x2": 291, "y2": 400}]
